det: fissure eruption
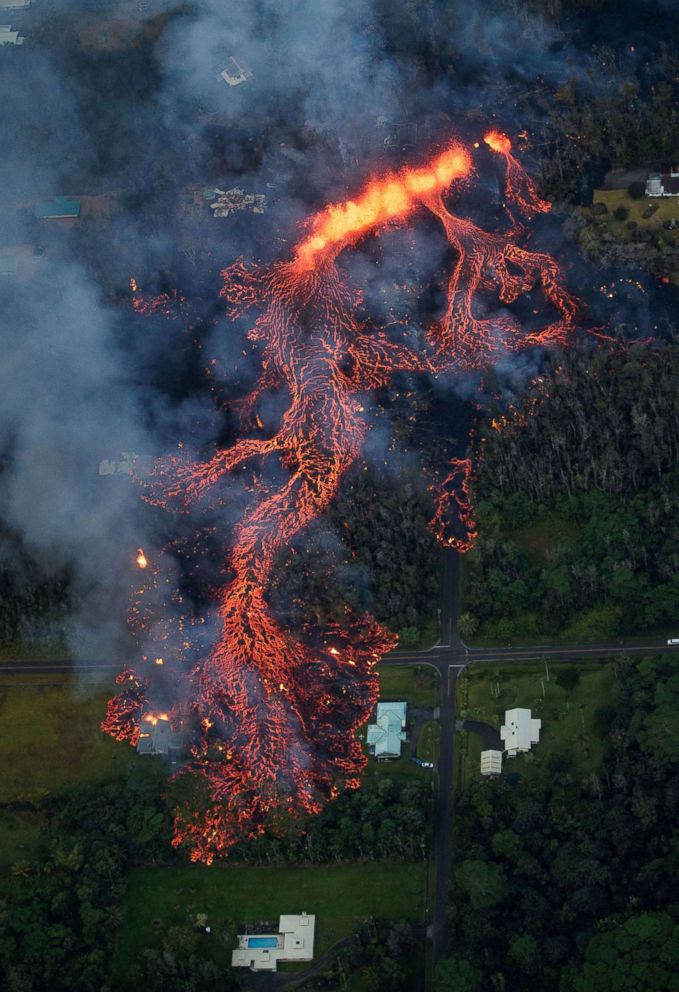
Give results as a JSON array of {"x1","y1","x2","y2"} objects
[{"x1": 103, "y1": 133, "x2": 579, "y2": 862}]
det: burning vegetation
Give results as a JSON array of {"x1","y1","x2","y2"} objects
[{"x1": 103, "y1": 133, "x2": 579, "y2": 862}]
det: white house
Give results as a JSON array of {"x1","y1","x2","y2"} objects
[
  {"x1": 645, "y1": 164, "x2": 679, "y2": 197},
  {"x1": 366, "y1": 701, "x2": 407, "y2": 759},
  {"x1": 232, "y1": 913, "x2": 315, "y2": 972},
  {"x1": 218, "y1": 55, "x2": 252, "y2": 87},
  {"x1": 500, "y1": 708, "x2": 541, "y2": 757},
  {"x1": 480, "y1": 749, "x2": 503, "y2": 776},
  {"x1": 0, "y1": 24, "x2": 23, "y2": 44}
]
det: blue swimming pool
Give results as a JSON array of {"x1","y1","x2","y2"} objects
[{"x1": 247, "y1": 936, "x2": 278, "y2": 948}]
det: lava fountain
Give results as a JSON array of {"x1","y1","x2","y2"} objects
[{"x1": 103, "y1": 133, "x2": 578, "y2": 862}]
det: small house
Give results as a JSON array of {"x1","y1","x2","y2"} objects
[
  {"x1": 0, "y1": 24, "x2": 23, "y2": 44},
  {"x1": 480, "y1": 749, "x2": 503, "y2": 776},
  {"x1": 34, "y1": 197, "x2": 81, "y2": 220},
  {"x1": 645, "y1": 165, "x2": 679, "y2": 197}
]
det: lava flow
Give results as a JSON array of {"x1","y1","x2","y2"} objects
[{"x1": 104, "y1": 132, "x2": 579, "y2": 862}]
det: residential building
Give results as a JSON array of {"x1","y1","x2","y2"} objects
[
  {"x1": 34, "y1": 197, "x2": 81, "y2": 220},
  {"x1": 98, "y1": 451, "x2": 152, "y2": 477},
  {"x1": 480, "y1": 749, "x2": 503, "y2": 776},
  {"x1": 0, "y1": 24, "x2": 23, "y2": 44},
  {"x1": 206, "y1": 186, "x2": 266, "y2": 217},
  {"x1": 218, "y1": 55, "x2": 252, "y2": 87},
  {"x1": 366, "y1": 701, "x2": 407, "y2": 759},
  {"x1": 232, "y1": 913, "x2": 315, "y2": 972},
  {"x1": 500, "y1": 708, "x2": 541, "y2": 757},
  {"x1": 646, "y1": 165, "x2": 679, "y2": 197},
  {"x1": 136, "y1": 714, "x2": 183, "y2": 755}
]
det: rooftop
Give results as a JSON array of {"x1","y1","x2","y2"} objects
[
  {"x1": 480, "y1": 749, "x2": 503, "y2": 776},
  {"x1": 367, "y1": 701, "x2": 407, "y2": 759},
  {"x1": 500, "y1": 708, "x2": 541, "y2": 757},
  {"x1": 232, "y1": 912, "x2": 315, "y2": 972},
  {"x1": 34, "y1": 197, "x2": 81, "y2": 220},
  {"x1": 0, "y1": 23, "x2": 23, "y2": 44}
]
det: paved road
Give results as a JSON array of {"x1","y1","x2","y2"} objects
[
  {"x1": 3, "y1": 551, "x2": 679, "y2": 975},
  {"x1": 380, "y1": 549, "x2": 679, "y2": 970}
]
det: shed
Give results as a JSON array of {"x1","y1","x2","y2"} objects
[{"x1": 480, "y1": 749, "x2": 503, "y2": 776}]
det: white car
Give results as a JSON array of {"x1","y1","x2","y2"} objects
[{"x1": 667, "y1": 638, "x2": 679, "y2": 645}]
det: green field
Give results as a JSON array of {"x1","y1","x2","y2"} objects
[
  {"x1": 0, "y1": 675, "x2": 137, "y2": 803},
  {"x1": 417, "y1": 720, "x2": 440, "y2": 763},
  {"x1": 378, "y1": 664, "x2": 439, "y2": 708},
  {"x1": 592, "y1": 188, "x2": 679, "y2": 241},
  {"x1": 115, "y1": 862, "x2": 426, "y2": 978},
  {"x1": 456, "y1": 661, "x2": 613, "y2": 785},
  {"x1": 0, "y1": 640, "x2": 71, "y2": 662}
]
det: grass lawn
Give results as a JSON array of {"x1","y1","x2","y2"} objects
[
  {"x1": 0, "y1": 675, "x2": 138, "y2": 802},
  {"x1": 417, "y1": 721, "x2": 440, "y2": 763},
  {"x1": 362, "y1": 739, "x2": 433, "y2": 784},
  {"x1": 378, "y1": 664, "x2": 439, "y2": 708},
  {"x1": 456, "y1": 661, "x2": 614, "y2": 785},
  {"x1": 0, "y1": 640, "x2": 71, "y2": 662},
  {"x1": 115, "y1": 861, "x2": 426, "y2": 978},
  {"x1": 592, "y1": 188, "x2": 679, "y2": 243}
]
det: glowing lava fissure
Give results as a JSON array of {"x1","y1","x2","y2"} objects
[{"x1": 105, "y1": 133, "x2": 579, "y2": 863}]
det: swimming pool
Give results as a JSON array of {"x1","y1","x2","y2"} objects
[{"x1": 247, "y1": 936, "x2": 278, "y2": 948}]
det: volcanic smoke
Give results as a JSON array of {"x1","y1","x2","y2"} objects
[{"x1": 103, "y1": 133, "x2": 578, "y2": 862}]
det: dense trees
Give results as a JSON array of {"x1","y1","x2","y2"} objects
[
  {"x1": 0, "y1": 764, "x2": 173, "y2": 992},
  {"x1": 228, "y1": 776, "x2": 432, "y2": 865},
  {"x1": 464, "y1": 346, "x2": 679, "y2": 640},
  {"x1": 269, "y1": 463, "x2": 441, "y2": 644},
  {"x1": 447, "y1": 656, "x2": 679, "y2": 990},
  {"x1": 573, "y1": 913, "x2": 679, "y2": 992}
]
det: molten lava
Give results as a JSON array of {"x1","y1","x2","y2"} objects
[{"x1": 105, "y1": 132, "x2": 579, "y2": 862}]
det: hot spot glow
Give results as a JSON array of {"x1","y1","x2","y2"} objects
[
  {"x1": 135, "y1": 548, "x2": 148, "y2": 569},
  {"x1": 294, "y1": 144, "x2": 472, "y2": 270}
]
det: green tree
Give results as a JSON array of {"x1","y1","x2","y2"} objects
[
  {"x1": 455, "y1": 860, "x2": 508, "y2": 910},
  {"x1": 556, "y1": 668, "x2": 580, "y2": 691},
  {"x1": 458, "y1": 613, "x2": 480, "y2": 639},
  {"x1": 435, "y1": 956, "x2": 481, "y2": 992},
  {"x1": 574, "y1": 913, "x2": 679, "y2": 992}
]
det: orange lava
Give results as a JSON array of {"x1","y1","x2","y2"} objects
[
  {"x1": 104, "y1": 132, "x2": 579, "y2": 862},
  {"x1": 294, "y1": 143, "x2": 471, "y2": 270}
]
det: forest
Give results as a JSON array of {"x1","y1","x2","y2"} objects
[
  {"x1": 461, "y1": 344, "x2": 679, "y2": 642},
  {"x1": 439, "y1": 654, "x2": 679, "y2": 991}
]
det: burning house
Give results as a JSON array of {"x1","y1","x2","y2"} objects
[
  {"x1": 136, "y1": 712, "x2": 183, "y2": 756},
  {"x1": 645, "y1": 165, "x2": 679, "y2": 197},
  {"x1": 206, "y1": 186, "x2": 266, "y2": 218}
]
